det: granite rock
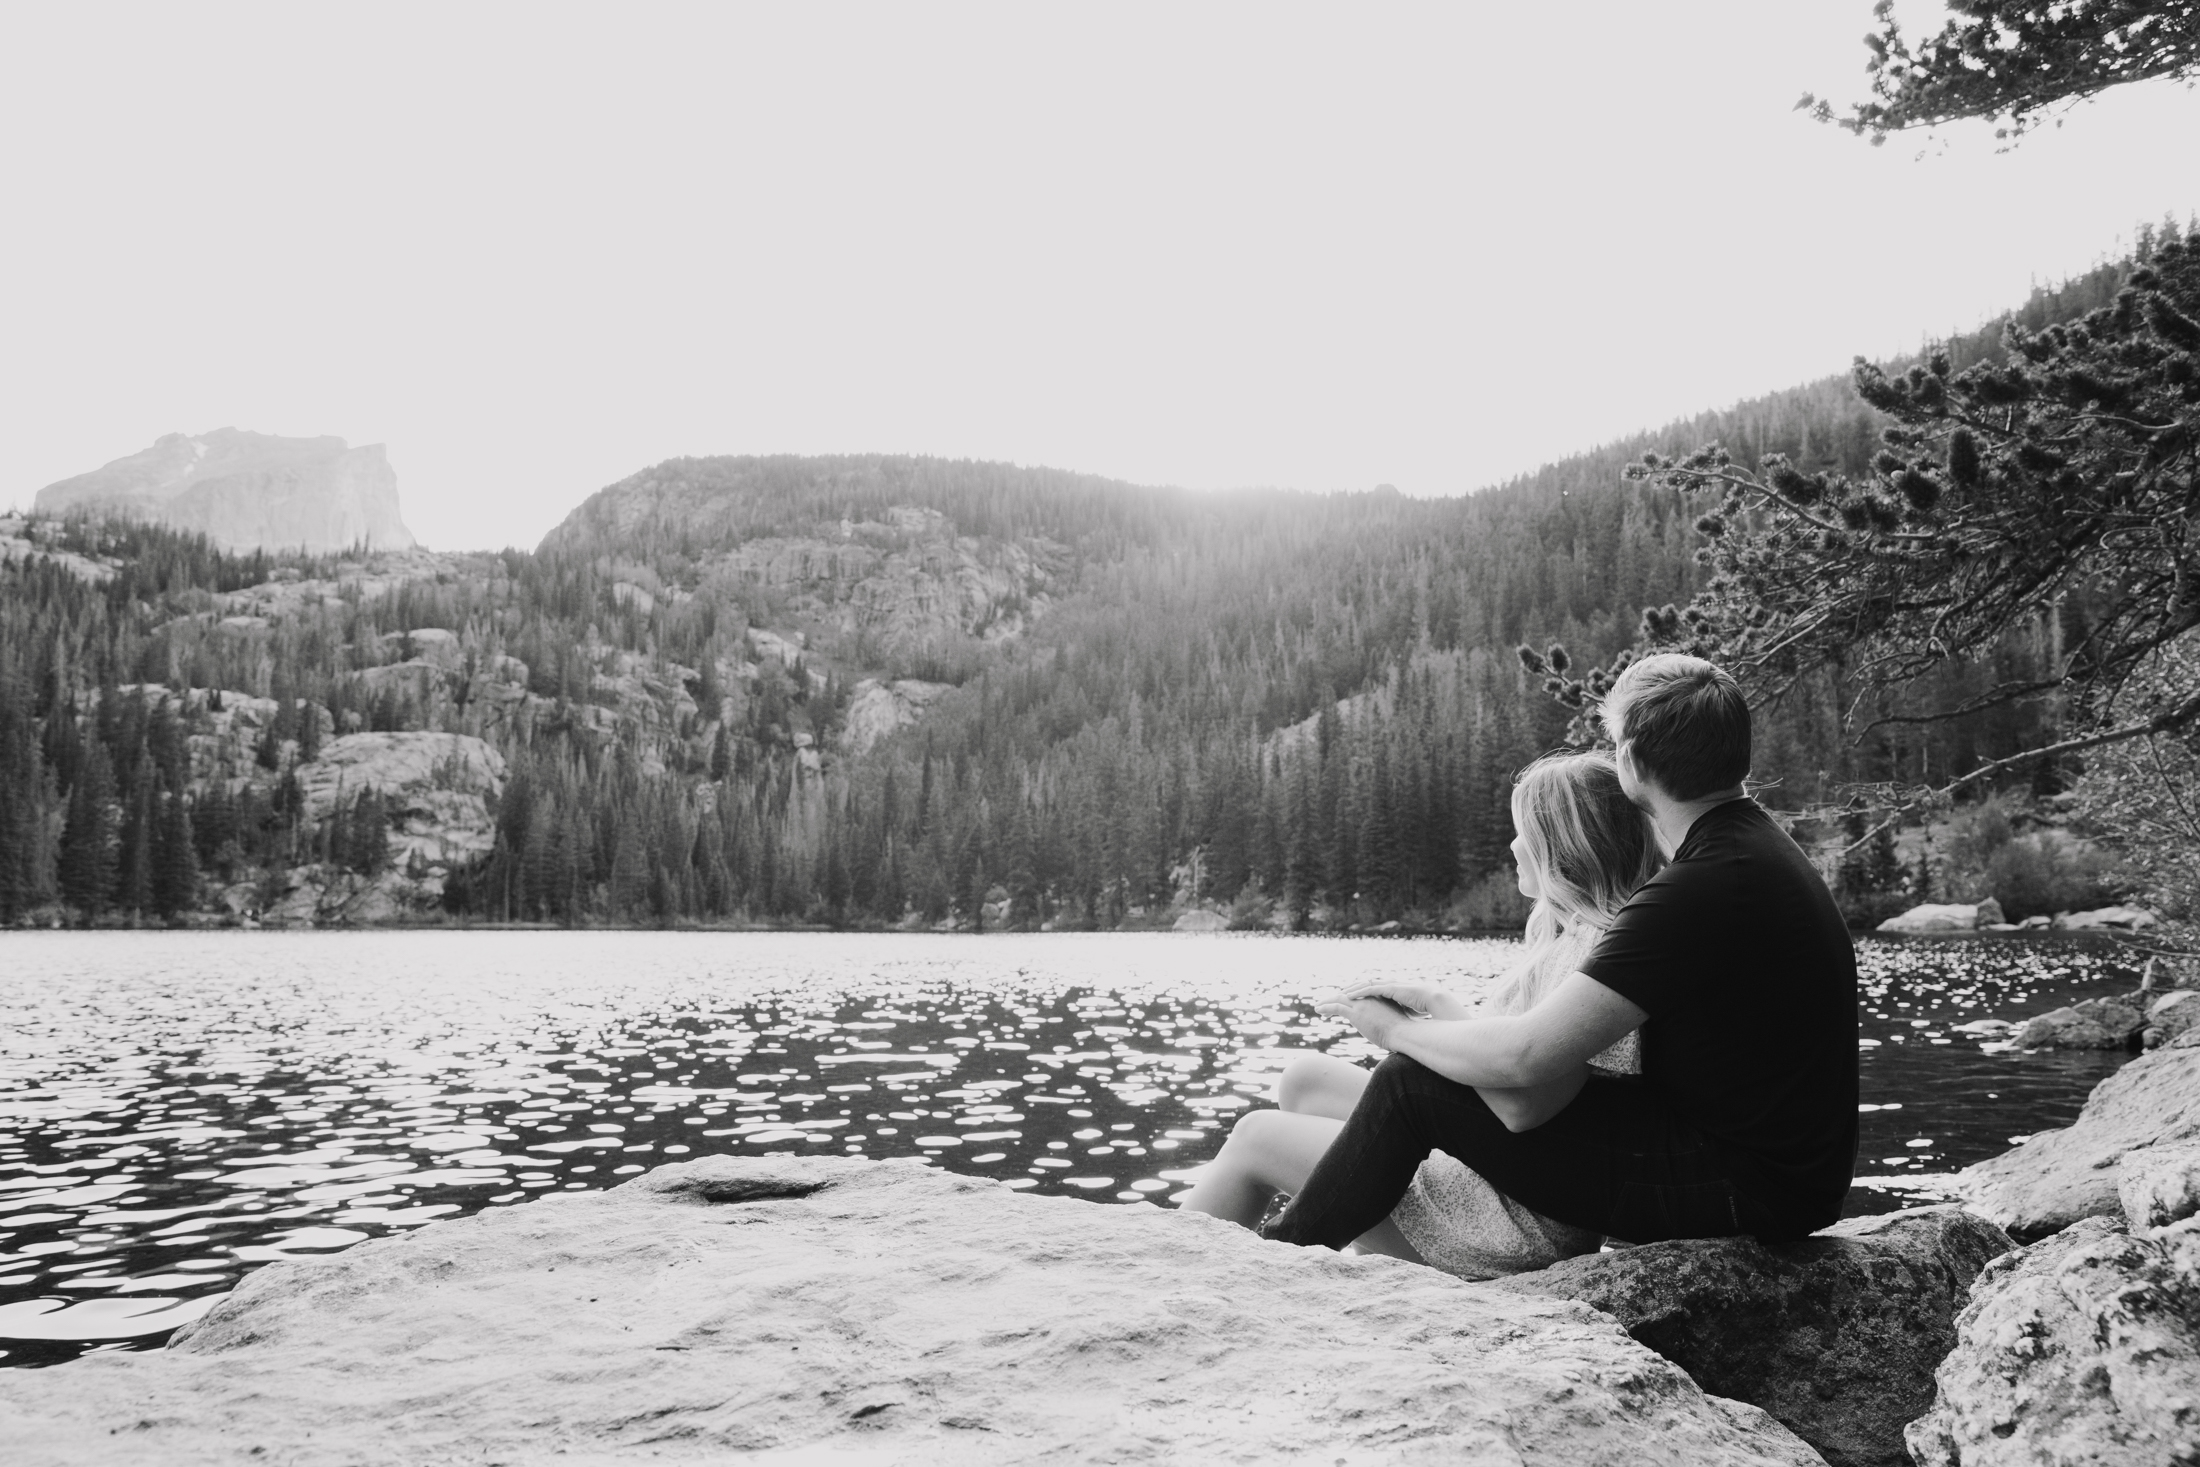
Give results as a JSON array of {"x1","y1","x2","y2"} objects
[
  {"x1": 2120, "y1": 1140, "x2": 2200, "y2": 1230},
  {"x1": 0, "y1": 1156, "x2": 1824, "y2": 1467},
  {"x1": 292, "y1": 731, "x2": 507, "y2": 868},
  {"x1": 1957, "y1": 1027, "x2": 2200, "y2": 1239},
  {"x1": 2148, "y1": 989, "x2": 2200, "y2": 1050},
  {"x1": 1877, "y1": 903, "x2": 1990, "y2": 934},
  {"x1": 1487, "y1": 1206, "x2": 2011, "y2": 1467},
  {"x1": 840, "y1": 676, "x2": 954, "y2": 754},
  {"x1": 1904, "y1": 1215, "x2": 2200, "y2": 1466},
  {"x1": 2051, "y1": 904, "x2": 2158, "y2": 931},
  {"x1": 2017, "y1": 995, "x2": 2146, "y2": 1050}
]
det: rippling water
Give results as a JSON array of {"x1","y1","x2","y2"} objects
[{"x1": 0, "y1": 930, "x2": 2143, "y2": 1367}]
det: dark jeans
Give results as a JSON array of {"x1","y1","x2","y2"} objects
[{"x1": 1263, "y1": 1053, "x2": 1783, "y2": 1249}]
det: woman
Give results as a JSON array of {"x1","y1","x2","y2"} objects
[{"x1": 1175, "y1": 749, "x2": 1663, "y2": 1277}]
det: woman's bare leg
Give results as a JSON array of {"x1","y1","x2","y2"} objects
[
  {"x1": 1277, "y1": 1052, "x2": 1373, "y2": 1121},
  {"x1": 1177, "y1": 1057, "x2": 1426, "y2": 1263},
  {"x1": 1175, "y1": 1108, "x2": 1341, "y2": 1227}
]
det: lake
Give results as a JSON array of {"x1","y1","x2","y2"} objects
[{"x1": 0, "y1": 930, "x2": 2142, "y2": 1367}]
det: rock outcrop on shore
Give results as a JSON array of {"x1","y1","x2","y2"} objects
[
  {"x1": 1905, "y1": 1215, "x2": 2200, "y2": 1466},
  {"x1": 1957, "y1": 1026, "x2": 2200, "y2": 1240},
  {"x1": 1489, "y1": 1207, "x2": 2011, "y2": 1467},
  {"x1": 2016, "y1": 993, "x2": 2147, "y2": 1049},
  {"x1": 36, "y1": 429, "x2": 416, "y2": 554},
  {"x1": 1878, "y1": 900, "x2": 2005, "y2": 934},
  {"x1": 1875, "y1": 900, "x2": 2156, "y2": 935},
  {"x1": 0, "y1": 1155, "x2": 1824, "y2": 1467}
]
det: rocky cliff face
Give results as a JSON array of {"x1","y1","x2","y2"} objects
[
  {"x1": 539, "y1": 458, "x2": 1067, "y2": 670},
  {"x1": 36, "y1": 428, "x2": 416, "y2": 554}
]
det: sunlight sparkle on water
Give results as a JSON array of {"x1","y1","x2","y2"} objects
[{"x1": 0, "y1": 929, "x2": 2142, "y2": 1366}]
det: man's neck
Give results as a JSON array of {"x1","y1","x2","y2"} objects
[{"x1": 1641, "y1": 786, "x2": 1747, "y2": 859}]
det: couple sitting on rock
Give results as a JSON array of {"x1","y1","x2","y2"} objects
[{"x1": 1180, "y1": 653, "x2": 1860, "y2": 1272}]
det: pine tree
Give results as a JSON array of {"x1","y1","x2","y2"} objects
[
  {"x1": 58, "y1": 739, "x2": 118, "y2": 920},
  {"x1": 153, "y1": 784, "x2": 199, "y2": 918},
  {"x1": 116, "y1": 760, "x2": 157, "y2": 918}
]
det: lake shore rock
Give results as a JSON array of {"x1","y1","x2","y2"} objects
[
  {"x1": 1904, "y1": 1215, "x2": 2200, "y2": 1467},
  {"x1": 0, "y1": 1155, "x2": 1824, "y2": 1467},
  {"x1": 2051, "y1": 904, "x2": 2158, "y2": 932},
  {"x1": 1485, "y1": 1206, "x2": 2010, "y2": 1467},
  {"x1": 2016, "y1": 994, "x2": 2146, "y2": 1050},
  {"x1": 1957, "y1": 1026, "x2": 2200, "y2": 1240},
  {"x1": 2147, "y1": 989, "x2": 2200, "y2": 1049},
  {"x1": 1877, "y1": 902, "x2": 1997, "y2": 935}
]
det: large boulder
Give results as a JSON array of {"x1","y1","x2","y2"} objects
[
  {"x1": 1904, "y1": 1215, "x2": 2200, "y2": 1466},
  {"x1": 1486, "y1": 1206, "x2": 2011, "y2": 1467},
  {"x1": 1957, "y1": 1027, "x2": 2200, "y2": 1240},
  {"x1": 2119, "y1": 1140, "x2": 2200, "y2": 1229},
  {"x1": 2016, "y1": 994, "x2": 2145, "y2": 1050},
  {"x1": 1877, "y1": 903, "x2": 1992, "y2": 934},
  {"x1": 2148, "y1": 989, "x2": 2200, "y2": 1049},
  {"x1": 2052, "y1": 904, "x2": 2158, "y2": 931},
  {"x1": 0, "y1": 1156, "x2": 1823, "y2": 1466}
]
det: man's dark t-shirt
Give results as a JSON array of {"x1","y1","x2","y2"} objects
[{"x1": 1580, "y1": 798, "x2": 1858, "y2": 1236}]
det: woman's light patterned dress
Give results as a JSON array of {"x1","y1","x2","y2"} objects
[{"x1": 1387, "y1": 922, "x2": 1638, "y2": 1279}]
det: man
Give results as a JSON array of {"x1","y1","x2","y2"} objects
[{"x1": 1262, "y1": 653, "x2": 1858, "y2": 1249}]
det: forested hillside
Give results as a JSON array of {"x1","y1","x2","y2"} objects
[{"x1": 0, "y1": 249, "x2": 2144, "y2": 932}]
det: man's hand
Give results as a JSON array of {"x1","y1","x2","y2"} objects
[
  {"x1": 1320, "y1": 972, "x2": 1649, "y2": 1090},
  {"x1": 1315, "y1": 993, "x2": 1419, "y2": 1050},
  {"x1": 1334, "y1": 980, "x2": 1473, "y2": 1022}
]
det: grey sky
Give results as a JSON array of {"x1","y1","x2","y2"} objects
[{"x1": 3, "y1": 2, "x2": 2194, "y2": 550}]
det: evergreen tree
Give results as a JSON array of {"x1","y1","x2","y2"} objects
[
  {"x1": 153, "y1": 783, "x2": 199, "y2": 917},
  {"x1": 58, "y1": 739, "x2": 118, "y2": 919},
  {"x1": 1806, "y1": 1, "x2": 2200, "y2": 143}
]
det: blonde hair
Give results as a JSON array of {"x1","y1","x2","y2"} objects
[{"x1": 1488, "y1": 750, "x2": 1663, "y2": 1013}]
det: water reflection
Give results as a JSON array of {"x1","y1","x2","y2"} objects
[{"x1": 0, "y1": 930, "x2": 2143, "y2": 1366}]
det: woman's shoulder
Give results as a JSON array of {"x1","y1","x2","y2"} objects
[{"x1": 1551, "y1": 919, "x2": 1605, "y2": 968}]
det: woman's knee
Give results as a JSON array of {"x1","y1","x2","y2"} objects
[
  {"x1": 1221, "y1": 1107, "x2": 1296, "y2": 1157},
  {"x1": 1277, "y1": 1051, "x2": 1366, "y2": 1113}
]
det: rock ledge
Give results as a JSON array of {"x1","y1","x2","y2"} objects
[{"x1": 0, "y1": 1155, "x2": 1822, "y2": 1466}]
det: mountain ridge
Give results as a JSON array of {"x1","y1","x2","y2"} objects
[
  {"x1": 0, "y1": 248, "x2": 2144, "y2": 929},
  {"x1": 36, "y1": 428, "x2": 416, "y2": 555}
]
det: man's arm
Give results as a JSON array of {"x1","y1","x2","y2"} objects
[
  {"x1": 1326, "y1": 971, "x2": 1646, "y2": 1096},
  {"x1": 1473, "y1": 1072, "x2": 1591, "y2": 1134}
]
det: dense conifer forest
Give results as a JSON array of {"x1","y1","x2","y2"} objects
[{"x1": 0, "y1": 245, "x2": 2155, "y2": 932}]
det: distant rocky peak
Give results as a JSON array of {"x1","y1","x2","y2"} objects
[{"x1": 36, "y1": 428, "x2": 417, "y2": 555}]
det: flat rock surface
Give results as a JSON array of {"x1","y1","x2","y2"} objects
[
  {"x1": 1486, "y1": 1206, "x2": 2010, "y2": 1467},
  {"x1": 1905, "y1": 1215, "x2": 2200, "y2": 1466},
  {"x1": 0, "y1": 1156, "x2": 1823, "y2": 1466},
  {"x1": 1959, "y1": 1027, "x2": 2200, "y2": 1240}
]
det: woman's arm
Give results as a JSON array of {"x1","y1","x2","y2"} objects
[{"x1": 1324, "y1": 971, "x2": 1646, "y2": 1091}]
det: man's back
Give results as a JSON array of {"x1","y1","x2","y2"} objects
[{"x1": 1581, "y1": 798, "x2": 1859, "y2": 1236}]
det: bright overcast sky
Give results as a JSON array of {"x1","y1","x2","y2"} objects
[{"x1": 2, "y1": 2, "x2": 2195, "y2": 550}]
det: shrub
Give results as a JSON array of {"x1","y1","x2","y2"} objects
[{"x1": 1983, "y1": 829, "x2": 2128, "y2": 922}]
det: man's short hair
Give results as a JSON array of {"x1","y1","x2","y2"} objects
[{"x1": 1601, "y1": 654, "x2": 1750, "y2": 801}]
